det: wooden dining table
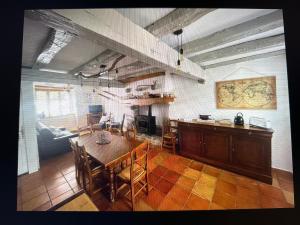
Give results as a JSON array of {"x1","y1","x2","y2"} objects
[{"x1": 70, "y1": 131, "x2": 142, "y2": 202}]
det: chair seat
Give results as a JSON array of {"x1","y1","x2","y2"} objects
[
  {"x1": 117, "y1": 163, "x2": 146, "y2": 182},
  {"x1": 163, "y1": 133, "x2": 176, "y2": 139}
]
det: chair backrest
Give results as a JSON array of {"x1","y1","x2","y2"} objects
[
  {"x1": 130, "y1": 140, "x2": 149, "y2": 182},
  {"x1": 125, "y1": 124, "x2": 137, "y2": 141},
  {"x1": 76, "y1": 143, "x2": 92, "y2": 178},
  {"x1": 163, "y1": 119, "x2": 178, "y2": 136},
  {"x1": 70, "y1": 139, "x2": 80, "y2": 166}
]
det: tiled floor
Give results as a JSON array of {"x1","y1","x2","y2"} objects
[{"x1": 17, "y1": 146, "x2": 294, "y2": 211}]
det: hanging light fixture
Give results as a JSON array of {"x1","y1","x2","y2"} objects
[{"x1": 173, "y1": 29, "x2": 183, "y2": 70}]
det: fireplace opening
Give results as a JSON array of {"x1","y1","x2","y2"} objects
[{"x1": 135, "y1": 105, "x2": 156, "y2": 135}]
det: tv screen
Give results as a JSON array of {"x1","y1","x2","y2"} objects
[{"x1": 88, "y1": 105, "x2": 102, "y2": 114}]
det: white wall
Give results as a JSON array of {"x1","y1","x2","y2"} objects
[
  {"x1": 20, "y1": 81, "x2": 40, "y2": 173},
  {"x1": 169, "y1": 54, "x2": 292, "y2": 172}
]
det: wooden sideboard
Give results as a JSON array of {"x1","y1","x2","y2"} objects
[{"x1": 177, "y1": 121, "x2": 273, "y2": 184}]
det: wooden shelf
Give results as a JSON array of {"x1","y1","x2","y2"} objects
[{"x1": 124, "y1": 97, "x2": 175, "y2": 106}]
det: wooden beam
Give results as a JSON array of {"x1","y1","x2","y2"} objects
[
  {"x1": 145, "y1": 8, "x2": 216, "y2": 37},
  {"x1": 120, "y1": 72, "x2": 165, "y2": 84},
  {"x1": 202, "y1": 49, "x2": 285, "y2": 69},
  {"x1": 183, "y1": 10, "x2": 283, "y2": 56},
  {"x1": 69, "y1": 49, "x2": 120, "y2": 75},
  {"x1": 21, "y1": 68, "x2": 125, "y2": 88},
  {"x1": 190, "y1": 34, "x2": 285, "y2": 63},
  {"x1": 54, "y1": 9, "x2": 205, "y2": 81}
]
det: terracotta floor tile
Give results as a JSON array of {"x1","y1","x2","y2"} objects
[
  {"x1": 34, "y1": 201, "x2": 52, "y2": 211},
  {"x1": 163, "y1": 170, "x2": 181, "y2": 184},
  {"x1": 282, "y1": 190, "x2": 294, "y2": 205},
  {"x1": 148, "y1": 160, "x2": 158, "y2": 172},
  {"x1": 162, "y1": 157, "x2": 177, "y2": 169},
  {"x1": 48, "y1": 182, "x2": 72, "y2": 200},
  {"x1": 148, "y1": 149, "x2": 159, "y2": 160},
  {"x1": 167, "y1": 184, "x2": 191, "y2": 206},
  {"x1": 135, "y1": 199, "x2": 154, "y2": 211},
  {"x1": 22, "y1": 185, "x2": 47, "y2": 203},
  {"x1": 277, "y1": 177, "x2": 294, "y2": 192},
  {"x1": 72, "y1": 185, "x2": 82, "y2": 193},
  {"x1": 236, "y1": 175, "x2": 259, "y2": 191},
  {"x1": 219, "y1": 171, "x2": 237, "y2": 185},
  {"x1": 154, "y1": 178, "x2": 174, "y2": 194},
  {"x1": 212, "y1": 190, "x2": 236, "y2": 209},
  {"x1": 236, "y1": 185, "x2": 260, "y2": 200},
  {"x1": 258, "y1": 183, "x2": 286, "y2": 202},
  {"x1": 45, "y1": 176, "x2": 68, "y2": 191},
  {"x1": 142, "y1": 188, "x2": 166, "y2": 210},
  {"x1": 198, "y1": 173, "x2": 217, "y2": 187},
  {"x1": 68, "y1": 178, "x2": 79, "y2": 188},
  {"x1": 152, "y1": 154, "x2": 166, "y2": 166},
  {"x1": 51, "y1": 190, "x2": 74, "y2": 206},
  {"x1": 171, "y1": 162, "x2": 188, "y2": 175},
  {"x1": 183, "y1": 168, "x2": 202, "y2": 180},
  {"x1": 215, "y1": 180, "x2": 237, "y2": 196},
  {"x1": 202, "y1": 165, "x2": 221, "y2": 177},
  {"x1": 64, "y1": 171, "x2": 76, "y2": 181},
  {"x1": 236, "y1": 195, "x2": 261, "y2": 209},
  {"x1": 148, "y1": 172, "x2": 161, "y2": 186},
  {"x1": 41, "y1": 169, "x2": 63, "y2": 180},
  {"x1": 151, "y1": 165, "x2": 168, "y2": 177},
  {"x1": 189, "y1": 161, "x2": 204, "y2": 171},
  {"x1": 61, "y1": 165, "x2": 76, "y2": 175},
  {"x1": 185, "y1": 193, "x2": 210, "y2": 210},
  {"x1": 274, "y1": 169, "x2": 293, "y2": 182},
  {"x1": 158, "y1": 196, "x2": 182, "y2": 211},
  {"x1": 261, "y1": 195, "x2": 293, "y2": 208},
  {"x1": 176, "y1": 176, "x2": 196, "y2": 191},
  {"x1": 22, "y1": 192, "x2": 50, "y2": 211},
  {"x1": 192, "y1": 180, "x2": 216, "y2": 201},
  {"x1": 21, "y1": 178, "x2": 44, "y2": 193},
  {"x1": 272, "y1": 177, "x2": 281, "y2": 189},
  {"x1": 209, "y1": 202, "x2": 225, "y2": 210},
  {"x1": 177, "y1": 156, "x2": 193, "y2": 167}
]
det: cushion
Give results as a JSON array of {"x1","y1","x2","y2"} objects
[{"x1": 99, "y1": 115, "x2": 110, "y2": 123}]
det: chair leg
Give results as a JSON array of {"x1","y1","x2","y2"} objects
[
  {"x1": 145, "y1": 174, "x2": 149, "y2": 195},
  {"x1": 131, "y1": 184, "x2": 135, "y2": 211}
]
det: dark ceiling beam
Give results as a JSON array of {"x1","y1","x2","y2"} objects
[
  {"x1": 190, "y1": 34, "x2": 285, "y2": 63},
  {"x1": 145, "y1": 8, "x2": 216, "y2": 37},
  {"x1": 183, "y1": 10, "x2": 283, "y2": 57},
  {"x1": 120, "y1": 71, "x2": 165, "y2": 84}
]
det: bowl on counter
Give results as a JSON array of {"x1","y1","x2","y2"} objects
[{"x1": 199, "y1": 115, "x2": 211, "y2": 120}]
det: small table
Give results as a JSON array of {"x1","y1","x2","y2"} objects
[{"x1": 70, "y1": 131, "x2": 142, "y2": 202}]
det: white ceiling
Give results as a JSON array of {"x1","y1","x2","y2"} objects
[
  {"x1": 22, "y1": 8, "x2": 284, "y2": 75},
  {"x1": 116, "y1": 8, "x2": 175, "y2": 28},
  {"x1": 161, "y1": 8, "x2": 278, "y2": 48}
]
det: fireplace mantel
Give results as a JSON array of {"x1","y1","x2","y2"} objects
[{"x1": 124, "y1": 97, "x2": 174, "y2": 106}]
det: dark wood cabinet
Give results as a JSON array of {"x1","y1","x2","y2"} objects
[
  {"x1": 179, "y1": 125, "x2": 202, "y2": 160},
  {"x1": 202, "y1": 130, "x2": 230, "y2": 164},
  {"x1": 178, "y1": 121, "x2": 273, "y2": 184}
]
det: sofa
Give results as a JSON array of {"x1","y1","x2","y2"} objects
[{"x1": 36, "y1": 122, "x2": 78, "y2": 160}]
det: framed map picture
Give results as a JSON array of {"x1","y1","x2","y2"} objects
[{"x1": 216, "y1": 76, "x2": 277, "y2": 109}]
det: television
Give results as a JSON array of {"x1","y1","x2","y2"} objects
[{"x1": 88, "y1": 105, "x2": 102, "y2": 114}]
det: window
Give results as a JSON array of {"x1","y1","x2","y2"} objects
[{"x1": 35, "y1": 86, "x2": 75, "y2": 117}]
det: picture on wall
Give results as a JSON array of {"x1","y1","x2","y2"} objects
[{"x1": 216, "y1": 76, "x2": 277, "y2": 109}]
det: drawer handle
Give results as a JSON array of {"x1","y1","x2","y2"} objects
[
  {"x1": 214, "y1": 127, "x2": 217, "y2": 131},
  {"x1": 248, "y1": 131, "x2": 252, "y2": 135},
  {"x1": 232, "y1": 148, "x2": 235, "y2": 152}
]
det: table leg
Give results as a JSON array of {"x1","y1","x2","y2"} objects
[{"x1": 109, "y1": 167, "x2": 115, "y2": 202}]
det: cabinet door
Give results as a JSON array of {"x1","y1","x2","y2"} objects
[
  {"x1": 232, "y1": 135, "x2": 270, "y2": 172},
  {"x1": 202, "y1": 130, "x2": 230, "y2": 164},
  {"x1": 179, "y1": 126, "x2": 202, "y2": 159}
]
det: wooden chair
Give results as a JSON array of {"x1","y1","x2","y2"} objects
[
  {"x1": 161, "y1": 119, "x2": 178, "y2": 154},
  {"x1": 78, "y1": 125, "x2": 93, "y2": 136},
  {"x1": 69, "y1": 139, "x2": 83, "y2": 187},
  {"x1": 76, "y1": 143, "x2": 109, "y2": 198},
  {"x1": 115, "y1": 140, "x2": 150, "y2": 211}
]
